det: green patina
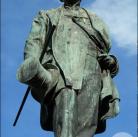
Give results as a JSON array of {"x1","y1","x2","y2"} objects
[{"x1": 17, "y1": 1, "x2": 120, "y2": 137}]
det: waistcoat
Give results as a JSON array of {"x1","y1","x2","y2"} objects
[{"x1": 49, "y1": 7, "x2": 101, "y2": 89}]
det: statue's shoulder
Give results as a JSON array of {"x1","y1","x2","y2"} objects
[
  {"x1": 86, "y1": 9, "x2": 110, "y2": 33},
  {"x1": 36, "y1": 8, "x2": 61, "y2": 25},
  {"x1": 39, "y1": 7, "x2": 61, "y2": 17},
  {"x1": 85, "y1": 9, "x2": 106, "y2": 25},
  {"x1": 80, "y1": 8, "x2": 106, "y2": 26},
  {"x1": 84, "y1": 9, "x2": 97, "y2": 17}
]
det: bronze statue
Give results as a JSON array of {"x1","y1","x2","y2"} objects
[{"x1": 16, "y1": 0, "x2": 120, "y2": 136}]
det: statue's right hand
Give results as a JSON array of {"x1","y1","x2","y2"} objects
[{"x1": 17, "y1": 57, "x2": 40, "y2": 83}]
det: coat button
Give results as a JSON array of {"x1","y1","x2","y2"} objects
[{"x1": 67, "y1": 41, "x2": 70, "y2": 44}]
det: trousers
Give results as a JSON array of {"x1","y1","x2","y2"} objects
[{"x1": 53, "y1": 74, "x2": 101, "y2": 137}]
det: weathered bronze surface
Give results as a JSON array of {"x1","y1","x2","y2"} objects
[{"x1": 17, "y1": 0, "x2": 120, "y2": 136}]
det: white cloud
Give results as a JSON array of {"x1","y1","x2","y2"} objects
[
  {"x1": 112, "y1": 132, "x2": 133, "y2": 137},
  {"x1": 88, "y1": 0, "x2": 137, "y2": 55}
]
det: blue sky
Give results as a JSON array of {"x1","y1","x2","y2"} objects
[{"x1": 1, "y1": 0, "x2": 137, "y2": 137}]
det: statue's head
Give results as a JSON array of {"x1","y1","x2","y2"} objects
[{"x1": 60, "y1": 0, "x2": 81, "y2": 5}]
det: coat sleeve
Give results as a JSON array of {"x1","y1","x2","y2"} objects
[
  {"x1": 92, "y1": 14, "x2": 111, "y2": 53},
  {"x1": 100, "y1": 20, "x2": 119, "y2": 77},
  {"x1": 93, "y1": 14, "x2": 119, "y2": 77},
  {"x1": 16, "y1": 11, "x2": 53, "y2": 85},
  {"x1": 24, "y1": 10, "x2": 50, "y2": 60}
]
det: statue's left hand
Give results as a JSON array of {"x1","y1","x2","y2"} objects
[{"x1": 97, "y1": 54, "x2": 119, "y2": 77}]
